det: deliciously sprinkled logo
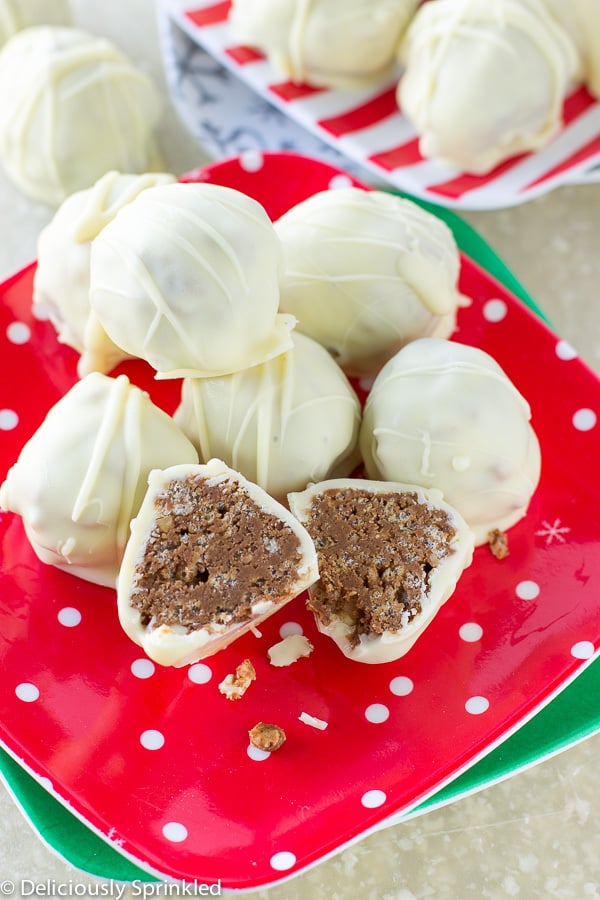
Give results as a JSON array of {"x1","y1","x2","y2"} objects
[{"x1": 13, "y1": 881, "x2": 222, "y2": 898}]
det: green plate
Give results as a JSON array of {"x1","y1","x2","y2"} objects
[{"x1": 1, "y1": 191, "x2": 597, "y2": 882}]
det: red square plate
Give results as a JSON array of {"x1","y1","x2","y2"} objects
[{"x1": 0, "y1": 152, "x2": 599, "y2": 889}]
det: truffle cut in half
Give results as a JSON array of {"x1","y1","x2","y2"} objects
[
  {"x1": 288, "y1": 479, "x2": 474, "y2": 664},
  {"x1": 118, "y1": 460, "x2": 318, "y2": 666}
]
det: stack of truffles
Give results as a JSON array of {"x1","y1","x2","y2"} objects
[
  {"x1": 229, "y1": 0, "x2": 600, "y2": 174},
  {"x1": 1, "y1": 176, "x2": 541, "y2": 667}
]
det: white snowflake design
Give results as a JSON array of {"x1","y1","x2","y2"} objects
[{"x1": 535, "y1": 518, "x2": 571, "y2": 545}]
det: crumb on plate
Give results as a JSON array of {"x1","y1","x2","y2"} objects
[
  {"x1": 488, "y1": 528, "x2": 509, "y2": 560},
  {"x1": 218, "y1": 658, "x2": 256, "y2": 700},
  {"x1": 248, "y1": 722, "x2": 286, "y2": 752},
  {"x1": 267, "y1": 633, "x2": 314, "y2": 667},
  {"x1": 298, "y1": 711, "x2": 328, "y2": 731}
]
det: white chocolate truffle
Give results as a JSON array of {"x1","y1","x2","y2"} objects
[
  {"x1": 33, "y1": 171, "x2": 176, "y2": 378},
  {"x1": 288, "y1": 478, "x2": 474, "y2": 664},
  {"x1": 174, "y1": 332, "x2": 361, "y2": 502},
  {"x1": 89, "y1": 182, "x2": 296, "y2": 379},
  {"x1": 359, "y1": 338, "x2": 542, "y2": 545},
  {"x1": 117, "y1": 459, "x2": 319, "y2": 667},
  {"x1": 570, "y1": 1, "x2": 600, "y2": 98},
  {"x1": 0, "y1": 0, "x2": 71, "y2": 47},
  {"x1": 537, "y1": 0, "x2": 600, "y2": 98},
  {"x1": 0, "y1": 27, "x2": 162, "y2": 206},
  {"x1": 275, "y1": 188, "x2": 462, "y2": 377},
  {"x1": 0, "y1": 373, "x2": 198, "y2": 587},
  {"x1": 229, "y1": 0, "x2": 417, "y2": 89},
  {"x1": 397, "y1": 0, "x2": 579, "y2": 174}
]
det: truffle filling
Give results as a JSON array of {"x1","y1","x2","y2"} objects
[
  {"x1": 130, "y1": 476, "x2": 304, "y2": 632},
  {"x1": 302, "y1": 489, "x2": 457, "y2": 644}
]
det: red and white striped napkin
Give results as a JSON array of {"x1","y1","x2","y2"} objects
[{"x1": 162, "y1": 0, "x2": 600, "y2": 209}]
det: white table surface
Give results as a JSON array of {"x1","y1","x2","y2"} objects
[{"x1": 1, "y1": 2, "x2": 600, "y2": 897}]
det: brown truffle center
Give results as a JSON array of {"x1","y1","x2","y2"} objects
[
  {"x1": 302, "y1": 488, "x2": 456, "y2": 643},
  {"x1": 130, "y1": 476, "x2": 304, "y2": 632}
]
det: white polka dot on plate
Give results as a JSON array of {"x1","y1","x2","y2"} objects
[
  {"x1": 361, "y1": 789, "x2": 387, "y2": 809},
  {"x1": 140, "y1": 729, "x2": 165, "y2": 750},
  {"x1": 555, "y1": 340, "x2": 577, "y2": 361},
  {"x1": 571, "y1": 641, "x2": 595, "y2": 660},
  {"x1": 247, "y1": 743, "x2": 270, "y2": 762},
  {"x1": 389, "y1": 676, "x2": 414, "y2": 697},
  {"x1": 131, "y1": 658, "x2": 155, "y2": 679},
  {"x1": 187, "y1": 663, "x2": 212, "y2": 684},
  {"x1": 483, "y1": 299, "x2": 508, "y2": 322},
  {"x1": 459, "y1": 623, "x2": 483, "y2": 642},
  {"x1": 572, "y1": 408, "x2": 597, "y2": 432},
  {"x1": 270, "y1": 851, "x2": 296, "y2": 871},
  {"x1": 328, "y1": 174, "x2": 354, "y2": 190},
  {"x1": 0, "y1": 409, "x2": 19, "y2": 430},
  {"x1": 15, "y1": 682, "x2": 39, "y2": 702},
  {"x1": 365, "y1": 703, "x2": 390, "y2": 724},
  {"x1": 279, "y1": 621, "x2": 303, "y2": 639},
  {"x1": 6, "y1": 321, "x2": 31, "y2": 344},
  {"x1": 515, "y1": 580, "x2": 540, "y2": 601},
  {"x1": 465, "y1": 696, "x2": 489, "y2": 715},
  {"x1": 239, "y1": 150, "x2": 264, "y2": 172},
  {"x1": 57, "y1": 607, "x2": 82, "y2": 627},
  {"x1": 31, "y1": 304, "x2": 51, "y2": 321},
  {"x1": 162, "y1": 822, "x2": 188, "y2": 843}
]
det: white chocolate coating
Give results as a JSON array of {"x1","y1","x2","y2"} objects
[
  {"x1": 360, "y1": 338, "x2": 542, "y2": 545},
  {"x1": 398, "y1": 0, "x2": 579, "y2": 174},
  {"x1": 117, "y1": 459, "x2": 319, "y2": 667},
  {"x1": 537, "y1": 0, "x2": 600, "y2": 98},
  {"x1": 288, "y1": 478, "x2": 474, "y2": 664},
  {"x1": 574, "y1": 0, "x2": 600, "y2": 99},
  {"x1": 275, "y1": 188, "x2": 463, "y2": 377},
  {"x1": 89, "y1": 182, "x2": 296, "y2": 379},
  {"x1": 0, "y1": 0, "x2": 71, "y2": 47},
  {"x1": 268, "y1": 633, "x2": 314, "y2": 667},
  {"x1": 33, "y1": 171, "x2": 176, "y2": 378},
  {"x1": 174, "y1": 332, "x2": 362, "y2": 502},
  {"x1": 0, "y1": 373, "x2": 198, "y2": 587},
  {"x1": 229, "y1": 0, "x2": 417, "y2": 89},
  {"x1": 0, "y1": 27, "x2": 162, "y2": 206}
]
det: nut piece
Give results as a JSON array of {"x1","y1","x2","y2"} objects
[
  {"x1": 488, "y1": 528, "x2": 509, "y2": 560},
  {"x1": 218, "y1": 659, "x2": 256, "y2": 700},
  {"x1": 248, "y1": 722, "x2": 286, "y2": 752}
]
